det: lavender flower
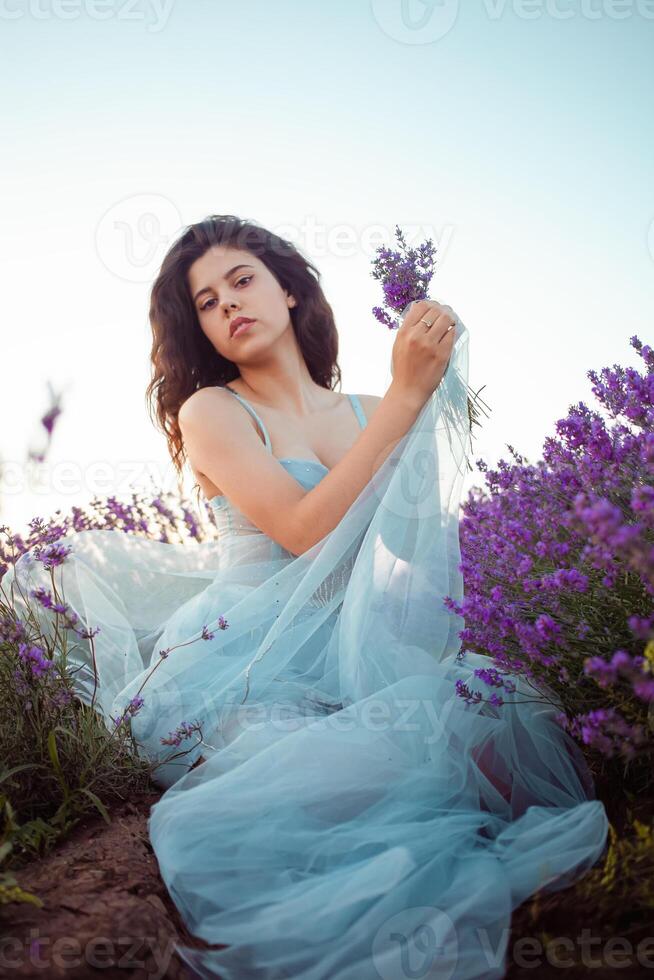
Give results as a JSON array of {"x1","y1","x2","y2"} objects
[
  {"x1": 371, "y1": 226, "x2": 437, "y2": 331},
  {"x1": 370, "y1": 224, "x2": 491, "y2": 466},
  {"x1": 112, "y1": 695, "x2": 145, "y2": 730},
  {"x1": 33, "y1": 542, "x2": 73, "y2": 570},
  {"x1": 160, "y1": 719, "x2": 202, "y2": 747},
  {"x1": 17, "y1": 641, "x2": 55, "y2": 679},
  {"x1": 26, "y1": 381, "x2": 64, "y2": 465},
  {"x1": 446, "y1": 334, "x2": 654, "y2": 762}
]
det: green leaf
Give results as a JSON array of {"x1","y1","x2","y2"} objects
[
  {"x1": 77, "y1": 788, "x2": 111, "y2": 826},
  {"x1": 0, "y1": 763, "x2": 49, "y2": 786},
  {"x1": 46, "y1": 730, "x2": 69, "y2": 800}
]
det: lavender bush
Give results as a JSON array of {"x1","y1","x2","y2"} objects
[
  {"x1": 0, "y1": 482, "x2": 219, "y2": 580},
  {"x1": 443, "y1": 335, "x2": 654, "y2": 781},
  {"x1": 0, "y1": 487, "x2": 224, "y2": 877}
]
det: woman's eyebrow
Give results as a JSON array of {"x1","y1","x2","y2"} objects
[{"x1": 193, "y1": 264, "x2": 254, "y2": 304}]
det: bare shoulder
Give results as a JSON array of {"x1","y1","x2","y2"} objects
[
  {"x1": 177, "y1": 383, "x2": 260, "y2": 482},
  {"x1": 178, "y1": 385, "x2": 251, "y2": 488},
  {"x1": 178, "y1": 385, "x2": 232, "y2": 426},
  {"x1": 177, "y1": 385, "x2": 308, "y2": 556},
  {"x1": 354, "y1": 393, "x2": 383, "y2": 422}
]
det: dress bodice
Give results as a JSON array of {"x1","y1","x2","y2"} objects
[{"x1": 207, "y1": 387, "x2": 368, "y2": 561}]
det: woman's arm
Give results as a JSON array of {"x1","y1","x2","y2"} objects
[
  {"x1": 293, "y1": 382, "x2": 425, "y2": 554},
  {"x1": 179, "y1": 384, "x2": 425, "y2": 558}
]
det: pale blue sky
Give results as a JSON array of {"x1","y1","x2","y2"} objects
[{"x1": 1, "y1": 0, "x2": 652, "y2": 534}]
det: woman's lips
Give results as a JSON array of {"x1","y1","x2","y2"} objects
[{"x1": 232, "y1": 319, "x2": 256, "y2": 339}]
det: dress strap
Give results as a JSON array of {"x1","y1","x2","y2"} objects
[
  {"x1": 223, "y1": 386, "x2": 366, "y2": 445},
  {"x1": 223, "y1": 386, "x2": 273, "y2": 451},
  {"x1": 347, "y1": 393, "x2": 368, "y2": 430}
]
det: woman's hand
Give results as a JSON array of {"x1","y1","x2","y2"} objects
[{"x1": 390, "y1": 299, "x2": 457, "y2": 406}]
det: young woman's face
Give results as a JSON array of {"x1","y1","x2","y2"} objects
[{"x1": 188, "y1": 245, "x2": 294, "y2": 360}]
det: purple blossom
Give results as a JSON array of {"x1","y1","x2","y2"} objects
[
  {"x1": 160, "y1": 719, "x2": 202, "y2": 748},
  {"x1": 628, "y1": 614, "x2": 654, "y2": 639},
  {"x1": 444, "y1": 334, "x2": 654, "y2": 761},
  {"x1": 632, "y1": 676, "x2": 654, "y2": 701},
  {"x1": 33, "y1": 541, "x2": 73, "y2": 570},
  {"x1": 472, "y1": 666, "x2": 517, "y2": 693},
  {"x1": 1, "y1": 487, "x2": 216, "y2": 578},
  {"x1": 43, "y1": 684, "x2": 74, "y2": 710},
  {"x1": 112, "y1": 694, "x2": 145, "y2": 730},
  {"x1": 127, "y1": 695, "x2": 144, "y2": 714},
  {"x1": 0, "y1": 615, "x2": 27, "y2": 646},
  {"x1": 17, "y1": 641, "x2": 55, "y2": 679},
  {"x1": 454, "y1": 679, "x2": 482, "y2": 705},
  {"x1": 584, "y1": 650, "x2": 638, "y2": 687},
  {"x1": 201, "y1": 617, "x2": 228, "y2": 642},
  {"x1": 576, "y1": 708, "x2": 647, "y2": 760},
  {"x1": 30, "y1": 586, "x2": 82, "y2": 631},
  {"x1": 12, "y1": 667, "x2": 31, "y2": 695},
  {"x1": 370, "y1": 226, "x2": 437, "y2": 331}
]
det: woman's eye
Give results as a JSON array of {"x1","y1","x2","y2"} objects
[{"x1": 200, "y1": 276, "x2": 252, "y2": 312}]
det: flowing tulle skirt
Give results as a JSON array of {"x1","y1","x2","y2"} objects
[{"x1": 148, "y1": 652, "x2": 607, "y2": 979}]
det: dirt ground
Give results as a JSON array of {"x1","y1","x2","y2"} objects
[
  {"x1": 0, "y1": 791, "x2": 214, "y2": 979},
  {"x1": 1, "y1": 788, "x2": 649, "y2": 980}
]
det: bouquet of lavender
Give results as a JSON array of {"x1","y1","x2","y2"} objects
[{"x1": 371, "y1": 224, "x2": 490, "y2": 455}]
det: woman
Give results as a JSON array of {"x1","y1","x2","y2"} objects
[{"x1": 10, "y1": 215, "x2": 608, "y2": 979}]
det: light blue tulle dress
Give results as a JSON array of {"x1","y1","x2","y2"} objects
[{"x1": 7, "y1": 320, "x2": 609, "y2": 980}]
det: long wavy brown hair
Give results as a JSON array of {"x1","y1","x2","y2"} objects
[{"x1": 145, "y1": 214, "x2": 343, "y2": 502}]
